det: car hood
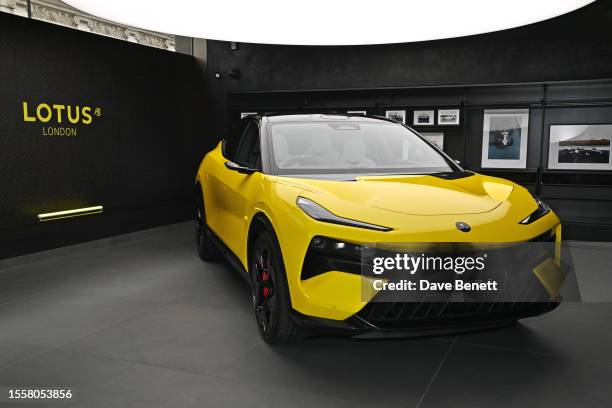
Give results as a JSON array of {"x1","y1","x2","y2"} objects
[{"x1": 270, "y1": 173, "x2": 514, "y2": 216}]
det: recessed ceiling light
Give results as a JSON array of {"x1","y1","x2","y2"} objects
[{"x1": 63, "y1": 0, "x2": 595, "y2": 46}]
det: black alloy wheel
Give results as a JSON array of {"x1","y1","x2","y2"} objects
[
  {"x1": 250, "y1": 230, "x2": 300, "y2": 344},
  {"x1": 252, "y1": 244, "x2": 276, "y2": 334}
]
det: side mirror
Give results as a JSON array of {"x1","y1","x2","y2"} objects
[{"x1": 225, "y1": 161, "x2": 257, "y2": 174}]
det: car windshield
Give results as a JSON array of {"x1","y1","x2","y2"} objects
[{"x1": 269, "y1": 120, "x2": 453, "y2": 175}]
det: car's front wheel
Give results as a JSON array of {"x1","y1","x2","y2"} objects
[{"x1": 250, "y1": 229, "x2": 300, "y2": 344}]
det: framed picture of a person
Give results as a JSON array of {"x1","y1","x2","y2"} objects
[{"x1": 385, "y1": 110, "x2": 406, "y2": 124}]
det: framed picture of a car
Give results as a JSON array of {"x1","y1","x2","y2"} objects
[
  {"x1": 548, "y1": 124, "x2": 612, "y2": 170},
  {"x1": 438, "y1": 109, "x2": 460, "y2": 125},
  {"x1": 413, "y1": 110, "x2": 434, "y2": 126},
  {"x1": 481, "y1": 109, "x2": 529, "y2": 169}
]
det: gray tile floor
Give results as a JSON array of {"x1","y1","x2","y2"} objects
[{"x1": 0, "y1": 222, "x2": 611, "y2": 407}]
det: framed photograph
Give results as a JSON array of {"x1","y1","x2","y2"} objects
[
  {"x1": 421, "y1": 132, "x2": 444, "y2": 150},
  {"x1": 385, "y1": 110, "x2": 406, "y2": 124},
  {"x1": 240, "y1": 112, "x2": 257, "y2": 119},
  {"x1": 347, "y1": 110, "x2": 366, "y2": 115},
  {"x1": 437, "y1": 109, "x2": 460, "y2": 125},
  {"x1": 413, "y1": 110, "x2": 434, "y2": 126},
  {"x1": 481, "y1": 109, "x2": 529, "y2": 169},
  {"x1": 548, "y1": 124, "x2": 612, "y2": 170}
]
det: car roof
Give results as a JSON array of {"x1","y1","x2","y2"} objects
[{"x1": 263, "y1": 113, "x2": 398, "y2": 124}]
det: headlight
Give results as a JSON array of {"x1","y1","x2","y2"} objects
[
  {"x1": 520, "y1": 194, "x2": 551, "y2": 225},
  {"x1": 302, "y1": 236, "x2": 363, "y2": 279},
  {"x1": 296, "y1": 197, "x2": 392, "y2": 231}
]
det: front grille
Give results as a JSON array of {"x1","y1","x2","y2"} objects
[{"x1": 357, "y1": 301, "x2": 558, "y2": 329}]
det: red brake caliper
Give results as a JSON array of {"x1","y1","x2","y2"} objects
[{"x1": 262, "y1": 271, "x2": 270, "y2": 298}]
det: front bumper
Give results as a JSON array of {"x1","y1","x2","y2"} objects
[
  {"x1": 291, "y1": 301, "x2": 560, "y2": 338},
  {"x1": 289, "y1": 222, "x2": 564, "y2": 330}
]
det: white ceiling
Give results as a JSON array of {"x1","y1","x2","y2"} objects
[{"x1": 63, "y1": 0, "x2": 595, "y2": 46}]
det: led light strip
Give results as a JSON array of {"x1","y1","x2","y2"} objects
[{"x1": 38, "y1": 206, "x2": 103, "y2": 222}]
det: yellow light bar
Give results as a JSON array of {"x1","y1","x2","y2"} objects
[{"x1": 38, "y1": 205, "x2": 103, "y2": 222}]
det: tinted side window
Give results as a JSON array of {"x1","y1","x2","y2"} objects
[
  {"x1": 234, "y1": 122, "x2": 261, "y2": 168},
  {"x1": 223, "y1": 120, "x2": 249, "y2": 161}
]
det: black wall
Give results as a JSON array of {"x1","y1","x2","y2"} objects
[
  {"x1": 207, "y1": 0, "x2": 612, "y2": 129},
  {"x1": 0, "y1": 13, "x2": 211, "y2": 258},
  {"x1": 208, "y1": 2, "x2": 612, "y2": 90},
  {"x1": 204, "y1": 0, "x2": 612, "y2": 241}
]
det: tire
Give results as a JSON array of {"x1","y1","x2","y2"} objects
[
  {"x1": 250, "y1": 228, "x2": 300, "y2": 344},
  {"x1": 194, "y1": 186, "x2": 221, "y2": 261}
]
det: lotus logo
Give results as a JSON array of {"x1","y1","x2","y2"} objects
[{"x1": 456, "y1": 222, "x2": 471, "y2": 232}]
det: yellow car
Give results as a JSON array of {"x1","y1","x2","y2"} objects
[{"x1": 194, "y1": 114, "x2": 562, "y2": 343}]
